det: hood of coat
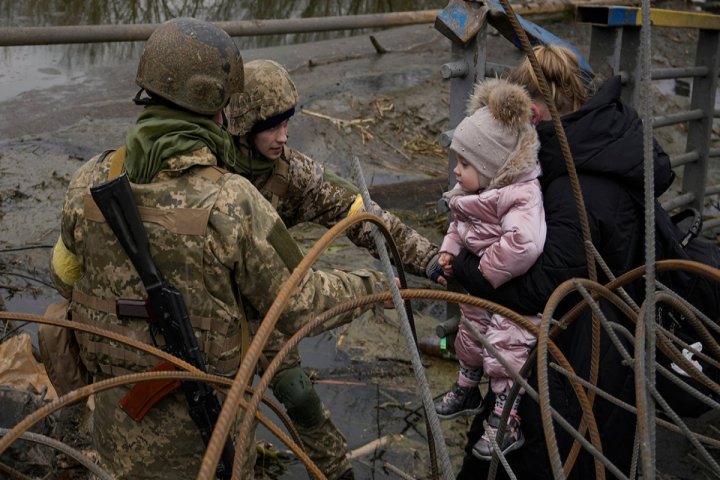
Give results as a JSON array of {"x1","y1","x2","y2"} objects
[
  {"x1": 462, "y1": 78, "x2": 542, "y2": 190},
  {"x1": 536, "y1": 76, "x2": 673, "y2": 196}
]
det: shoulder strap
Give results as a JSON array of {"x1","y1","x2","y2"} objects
[
  {"x1": 195, "y1": 165, "x2": 229, "y2": 183},
  {"x1": 263, "y1": 149, "x2": 291, "y2": 208},
  {"x1": 107, "y1": 146, "x2": 126, "y2": 180}
]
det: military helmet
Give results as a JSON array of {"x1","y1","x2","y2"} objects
[
  {"x1": 225, "y1": 59, "x2": 299, "y2": 136},
  {"x1": 136, "y1": 17, "x2": 244, "y2": 115}
]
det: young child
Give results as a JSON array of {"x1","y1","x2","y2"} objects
[{"x1": 434, "y1": 77, "x2": 546, "y2": 458}]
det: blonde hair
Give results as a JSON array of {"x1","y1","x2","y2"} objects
[{"x1": 508, "y1": 44, "x2": 586, "y2": 114}]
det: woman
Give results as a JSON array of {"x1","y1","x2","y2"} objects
[{"x1": 453, "y1": 45, "x2": 674, "y2": 479}]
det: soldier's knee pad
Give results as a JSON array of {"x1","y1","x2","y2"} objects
[{"x1": 272, "y1": 366, "x2": 324, "y2": 428}]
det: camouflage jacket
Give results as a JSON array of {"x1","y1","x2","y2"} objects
[
  {"x1": 51, "y1": 146, "x2": 384, "y2": 479},
  {"x1": 54, "y1": 146, "x2": 383, "y2": 376},
  {"x1": 250, "y1": 147, "x2": 439, "y2": 277}
]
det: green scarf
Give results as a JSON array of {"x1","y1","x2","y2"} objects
[
  {"x1": 124, "y1": 105, "x2": 238, "y2": 184},
  {"x1": 230, "y1": 140, "x2": 275, "y2": 179}
]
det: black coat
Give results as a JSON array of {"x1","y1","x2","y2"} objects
[{"x1": 454, "y1": 76, "x2": 674, "y2": 479}]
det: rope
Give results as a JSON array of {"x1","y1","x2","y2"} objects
[
  {"x1": 351, "y1": 156, "x2": 453, "y2": 480},
  {"x1": 492, "y1": 4, "x2": 603, "y2": 473}
]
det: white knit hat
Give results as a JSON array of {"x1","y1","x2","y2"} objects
[{"x1": 450, "y1": 78, "x2": 536, "y2": 187}]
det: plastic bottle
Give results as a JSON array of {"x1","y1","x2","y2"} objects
[{"x1": 417, "y1": 335, "x2": 457, "y2": 360}]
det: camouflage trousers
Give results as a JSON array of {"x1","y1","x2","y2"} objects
[
  {"x1": 264, "y1": 329, "x2": 350, "y2": 480},
  {"x1": 93, "y1": 385, "x2": 256, "y2": 479},
  {"x1": 294, "y1": 408, "x2": 350, "y2": 479}
]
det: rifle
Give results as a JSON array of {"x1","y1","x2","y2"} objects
[{"x1": 90, "y1": 173, "x2": 235, "y2": 479}]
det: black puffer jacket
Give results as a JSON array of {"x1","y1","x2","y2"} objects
[{"x1": 454, "y1": 76, "x2": 674, "y2": 479}]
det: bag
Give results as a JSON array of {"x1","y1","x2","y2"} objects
[
  {"x1": 654, "y1": 206, "x2": 720, "y2": 416},
  {"x1": 655, "y1": 207, "x2": 720, "y2": 328},
  {"x1": 37, "y1": 300, "x2": 90, "y2": 397}
]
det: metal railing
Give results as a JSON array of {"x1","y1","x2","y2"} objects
[
  {"x1": 0, "y1": 2, "x2": 587, "y2": 47},
  {"x1": 438, "y1": 5, "x2": 720, "y2": 231},
  {"x1": 579, "y1": 5, "x2": 720, "y2": 226}
]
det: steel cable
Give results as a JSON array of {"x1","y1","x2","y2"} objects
[
  {"x1": 0, "y1": 370, "x2": 320, "y2": 479},
  {"x1": 0, "y1": 427, "x2": 113, "y2": 480},
  {"x1": 638, "y1": 0, "x2": 658, "y2": 472},
  {"x1": 351, "y1": 156, "x2": 452, "y2": 479}
]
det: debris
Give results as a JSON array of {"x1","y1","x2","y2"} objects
[
  {"x1": 372, "y1": 96, "x2": 395, "y2": 118},
  {"x1": 302, "y1": 108, "x2": 375, "y2": 143},
  {"x1": 383, "y1": 461, "x2": 416, "y2": 480},
  {"x1": 0, "y1": 333, "x2": 57, "y2": 400},
  {"x1": 347, "y1": 434, "x2": 405, "y2": 460}
]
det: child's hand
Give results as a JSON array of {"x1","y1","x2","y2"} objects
[{"x1": 438, "y1": 253, "x2": 455, "y2": 279}]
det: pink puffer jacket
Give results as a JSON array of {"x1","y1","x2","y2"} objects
[{"x1": 440, "y1": 164, "x2": 546, "y2": 289}]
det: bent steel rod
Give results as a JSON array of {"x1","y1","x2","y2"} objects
[
  {"x1": 0, "y1": 428, "x2": 112, "y2": 480},
  {"x1": 0, "y1": 370, "x2": 321, "y2": 479},
  {"x1": 199, "y1": 212, "x2": 399, "y2": 480},
  {"x1": 0, "y1": 310, "x2": 306, "y2": 477}
]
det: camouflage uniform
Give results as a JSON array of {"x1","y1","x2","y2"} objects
[
  {"x1": 224, "y1": 59, "x2": 440, "y2": 480},
  {"x1": 255, "y1": 147, "x2": 438, "y2": 276},
  {"x1": 51, "y1": 146, "x2": 383, "y2": 479},
  {"x1": 259, "y1": 148, "x2": 440, "y2": 477}
]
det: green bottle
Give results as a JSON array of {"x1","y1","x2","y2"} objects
[{"x1": 417, "y1": 335, "x2": 457, "y2": 360}]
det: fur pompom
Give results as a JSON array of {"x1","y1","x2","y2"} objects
[{"x1": 466, "y1": 78, "x2": 532, "y2": 130}]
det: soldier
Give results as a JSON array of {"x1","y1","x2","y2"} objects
[
  {"x1": 223, "y1": 59, "x2": 444, "y2": 480},
  {"x1": 48, "y1": 18, "x2": 385, "y2": 480}
]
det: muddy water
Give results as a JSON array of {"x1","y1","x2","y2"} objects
[{"x1": 0, "y1": 0, "x2": 444, "y2": 102}]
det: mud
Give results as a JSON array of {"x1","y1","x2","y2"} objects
[{"x1": 0, "y1": 1, "x2": 718, "y2": 478}]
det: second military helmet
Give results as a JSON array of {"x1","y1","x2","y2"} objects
[
  {"x1": 136, "y1": 17, "x2": 244, "y2": 115},
  {"x1": 225, "y1": 59, "x2": 299, "y2": 137}
]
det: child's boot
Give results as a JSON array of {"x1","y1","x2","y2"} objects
[
  {"x1": 472, "y1": 410, "x2": 525, "y2": 459},
  {"x1": 434, "y1": 382, "x2": 484, "y2": 419}
]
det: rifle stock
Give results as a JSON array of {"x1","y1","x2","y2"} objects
[{"x1": 90, "y1": 173, "x2": 235, "y2": 479}]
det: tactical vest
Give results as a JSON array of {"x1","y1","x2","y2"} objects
[
  {"x1": 262, "y1": 147, "x2": 291, "y2": 208},
  {"x1": 71, "y1": 148, "x2": 248, "y2": 378}
]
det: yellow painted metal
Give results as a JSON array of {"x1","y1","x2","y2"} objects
[
  {"x1": 647, "y1": 8, "x2": 720, "y2": 30},
  {"x1": 577, "y1": 5, "x2": 720, "y2": 30}
]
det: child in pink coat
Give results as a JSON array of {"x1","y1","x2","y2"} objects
[{"x1": 434, "y1": 77, "x2": 545, "y2": 458}]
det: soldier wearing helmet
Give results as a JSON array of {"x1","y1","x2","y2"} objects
[
  {"x1": 49, "y1": 19, "x2": 386, "y2": 480},
  {"x1": 225, "y1": 60, "x2": 441, "y2": 279},
  {"x1": 223, "y1": 59, "x2": 443, "y2": 480}
]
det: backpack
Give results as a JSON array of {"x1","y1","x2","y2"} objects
[{"x1": 653, "y1": 205, "x2": 720, "y2": 416}]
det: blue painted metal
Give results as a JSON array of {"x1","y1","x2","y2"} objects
[
  {"x1": 607, "y1": 7, "x2": 639, "y2": 26},
  {"x1": 578, "y1": 5, "x2": 720, "y2": 30},
  {"x1": 434, "y1": 0, "x2": 487, "y2": 46}
]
